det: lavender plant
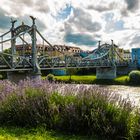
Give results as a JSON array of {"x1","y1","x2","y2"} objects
[{"x1": 0, "y1": 79, "x2": 139, "y2": 139}]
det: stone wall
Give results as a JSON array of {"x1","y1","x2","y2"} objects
[{"x1": 7, "y1": 71, "x2": 41, "y2": 83}]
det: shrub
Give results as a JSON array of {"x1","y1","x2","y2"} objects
[
  {"x1": 129, "y1": 70, "x2": 140, "y2": 84},
  {"x1": 46, "y1": 74, "x2": 55, "y2": 82},
  {"x1": 0, "y1": 79, "x2": 139, "y2": 139},
  {"x1": 0, "y1": 72, "x2": 7, "y2": 79}
]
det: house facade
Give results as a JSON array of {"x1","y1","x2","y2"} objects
[{"x1": 131, "y1": 48, "x2": 140, "y2": 67}]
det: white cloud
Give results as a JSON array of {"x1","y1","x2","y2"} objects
[{"x1": 0, "y1": 0, "x2": 140, "y2": 51}]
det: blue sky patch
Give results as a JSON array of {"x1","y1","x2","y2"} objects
[
  {"x1": 104, "y1": 12, "x2": 124, "y2": 32},
  {"x1": 56, "y1": 4, "x2": 73, "y2": 20},
  {"x1": 115, "y1": 20, "x2": 124, "y2": 30},
  {"x1": 104, "y1": 12, "x2": 114, "y2": 22}
]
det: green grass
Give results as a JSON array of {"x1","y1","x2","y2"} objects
[
  {"x1": 0, "y1": 127, "x2": 98, "y2": 140},
  {"x1": 114, "y1": 75, "x2": 129, "y2": 84},
  {"x1": 55, "y1": 75, "x2": 96, "y2": 83},
  {"x1": 54, "y1": 75, "x2": 129, "y2": 85}
]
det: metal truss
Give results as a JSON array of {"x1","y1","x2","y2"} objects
[{"x1": 0, "y1": 17, "x2": 129, "y2": 72}]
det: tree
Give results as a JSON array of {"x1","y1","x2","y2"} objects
[{"x1": 67, "y1": 68, "x2": 77, "y2": 81}]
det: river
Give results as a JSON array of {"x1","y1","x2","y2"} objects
[
  {"x1": 100, "y1": 85, "x2": 140, "y2": 107},
  {"x1": 60, "y1": 84, "x2": 140, "y2": 107}
]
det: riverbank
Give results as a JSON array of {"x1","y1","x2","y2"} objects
[{"x1": 54, "y1": 75, "x2": 130, "y2": 85}]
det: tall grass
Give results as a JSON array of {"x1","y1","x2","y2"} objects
[{"x1": 0, "y1": 79, "x2": 140, "y2": 139}]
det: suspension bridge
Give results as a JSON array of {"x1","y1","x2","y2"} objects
[{"x1": 0, "y1": 16, "x2": 130, "y2": 80}]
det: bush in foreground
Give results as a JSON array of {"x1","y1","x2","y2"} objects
[
  {"x1": 129, "y1": 70, "x2": 140, "y2": 84},
  {"x1": 46, "y1": 74, "x2": 55, "y2": 82},
  {"x1": 0, "y1": 79, "x2": 140, "y2": 139}
]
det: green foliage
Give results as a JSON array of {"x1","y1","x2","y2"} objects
[
  {"x1": 0, "y1": 79, "x2": 140, "y2": 139},
  {"x1": 66, "y1": 68, "x2": 96, "y2": 81},
  {"x1": 129, "y1": 70, "x2": 140, "y2": 84},
  {"x1": 75, "y1": 68, "x2": 96, "y2": 75},
  {"x1": 41, "y1": 69, "x2": 52, "y2": 76},
  {"x1": 4, "y1": 48, "x2": 11, "y2": 54},
  {"x1": 66, "y1": 68, "x2": 77, "y2": 81},
  {"x1": 0, "y1": 87, "x2": 139, "y2": 139},
  {"x1": 114, "y1": 75, "x2": 129, "y2": 84},
  {"x1": 0, "y1": 89, "x2": 50, "y2": 127},
  {"x1": 0, "y1": 127, "x2": 96, "y2": 140},
  {"x1": 46, "y1": 74, "x2": 55, "y2": 82},
  {"x1": 0, "y1": 72, "x2": 7, "y2": 79}
]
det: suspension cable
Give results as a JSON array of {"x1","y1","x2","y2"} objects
[
  {"x1": 42, "y1": 39, "x2": 45, "y2": 55},
  {"x1": 0, "y1": 28, "x2": 32, "y2": 44},
  {"x1": 19, "y1": 36, "x2": 29, "y2": 45},
  {"x1": 22, "y1": 34, "x2": 25, "y2": 58},
  {"x1": 114, "y1": 48, "x2": 127, "y2": 61},
  {"x1": 0, "y1": 30, "x2": 11, "y2": 38},
  {"x1": 36, "y1": 29, "x2": 64, "y2": 54},
  {"x1": 83, "y1": 45, "x2": 110, "y2": 60},
  {"x1": 1, "y1": 36, "x2": 3, "y2": 52},
  {"x1": 82, "y1": 48, "x2": 110, "y2": 60}
]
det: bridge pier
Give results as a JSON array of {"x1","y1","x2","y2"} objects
[
  {"x1": 7, "y1": 71, "x2": 41, "y2": 83},
  {"x1": 96, "y1": 67, "x2": 116, "y2": 79}
]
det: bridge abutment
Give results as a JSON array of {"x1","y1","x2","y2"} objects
[
  {"x1": 7, "y1": 71, "x2": 41, "y2": 83},
  {"x1": 96, "y1": 67, "x2": 116, "y2": 79}
]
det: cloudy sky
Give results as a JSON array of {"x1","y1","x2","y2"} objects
[{"x1": 0, "y1": 0, "x2": 140, "y2": 50}]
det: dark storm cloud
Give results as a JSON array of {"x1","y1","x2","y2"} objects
[
  {"x1": 125, "y1": 0, "x2": 139, "y2": 11},
  {"x1": 0, "y1": 8, "x2": 11, "y2": 29},
  {"x1": 64, "y1": 33, "x2": 97, "y2": 46},
  {"x1": 68, "y1": 8, "x2": 102, "y2": 32}
]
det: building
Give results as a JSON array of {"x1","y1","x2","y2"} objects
[
  {"x1": 131, "y1": 48, "x2": 140, "y2": 67},
  {"x1": 53, "y1": 45, "x2": 81, "y2": 54},
  {"x1": 123, "y1": 49, "x2": 131, "y2": 61},
  {"x1": 116, "y1": 48, "x2": 131, "y2": 62},
  {"x1": 115, "y1": 48, "x2": 123, "y2": 62},
  {"x1": 16, "y1": 44, "x2": 81, "y2": 56}
]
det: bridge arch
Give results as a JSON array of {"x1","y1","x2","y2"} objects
[
  {"x1": 13, "y1": 24, "x2": 33, "y2": 56},
  {"x1": 14, "y1": 25, "x2": 32, "y2": 37},
  {"x1": 11, "y1": 20, "x2": 41, "y2": 76}
]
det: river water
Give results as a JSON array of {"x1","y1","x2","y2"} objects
[
  {"x1": 100, "y1": 85, "x2": 140, "y2": 107},
  {"x1": 62, "y1": 84, "x2": 140, "y2": 107}
]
